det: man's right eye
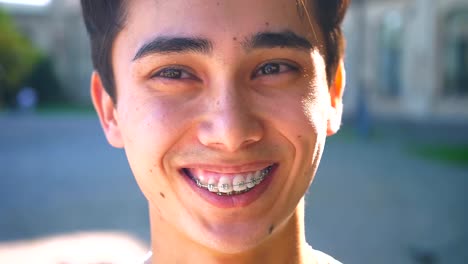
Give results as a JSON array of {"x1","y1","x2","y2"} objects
[{"x1": 152, "y1": 67, "x2": 193, "y2": 80}]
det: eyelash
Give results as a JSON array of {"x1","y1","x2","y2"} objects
[
  {"x1": 252, "y1": 61, "x2": 298, "y2": 79},
  {"x1": 151, "y1": 61, "x2": 299, "y2": 81},
  {"x1": 152, "y1": 67, "x2": 196, "y2": 80}
]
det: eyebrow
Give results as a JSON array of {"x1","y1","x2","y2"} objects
[
  {"x1": 132, "y1": 37, "x2": 212, "y2": 61},
  {"x1": 132, "y1": 31, "x2": 312, "y2": 61},
  {"x1": 244, "y1": 30, "x2": 313, "y2": 51}
]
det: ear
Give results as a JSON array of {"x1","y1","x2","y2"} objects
[
  {"x1": 91, "y1": 71, "x2": 124, "y2": 148},
  {"x1": 327, "y1": 60, "x2": 346, "y2": 136}
]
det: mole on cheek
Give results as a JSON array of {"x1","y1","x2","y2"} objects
[
  {"x1": 268, "y1": 225, "x2": 274, "y2": 235},
  {"x1": 232, "y1": 36, "x2": 237, "y2": 41},
  {"x1": 265, "y1": 22, "x2": 270, "y2": 26},
  {"x1": 160, "y1": 192, "x2": 165, "y2": 199}
]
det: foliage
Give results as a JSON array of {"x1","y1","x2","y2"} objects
[
  {"x1": 0, "y1": 8, "x2": 41, "y2": 107},
  {"x1": 412, "y1": 144, "x2": 468, "y2": 166},
  {"x1": 37, "y1": 102, "x2": 94, "y2": 115},
  {"x1": 24, "y1": 55, "x2": 63, "y2": 104}
]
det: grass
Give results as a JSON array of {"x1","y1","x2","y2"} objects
[
  {"x1": 328, "y1": 125, "x2": 384, "y2": 143},
  {"x1": 36, "y1": 103, "x2": 95, "y2": 115},
  {"x1": 411, "y1": 144, "x2": 468, "y2": 166}
]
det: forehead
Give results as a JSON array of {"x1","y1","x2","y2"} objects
[{"x1": 119, "y1": 0, "x2": 320, "y2": 50}]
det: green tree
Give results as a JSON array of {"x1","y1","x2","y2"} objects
[
  {"x1": 0, "y1": 8, "x2": 40, "y2": 108},
  {"x1": 25, "y1": 55, "x2": 63, "y2": 103}
]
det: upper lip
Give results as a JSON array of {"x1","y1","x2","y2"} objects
[{"x1": 179, "y1": 161, "x2": 276, "y2": 174}]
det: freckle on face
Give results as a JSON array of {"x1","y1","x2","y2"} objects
[{"x1": 160, "y1": 192, "x2": 166, "y2": 198}]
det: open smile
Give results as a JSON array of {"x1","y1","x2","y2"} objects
[{"x1": 182, "y1": 165, "x2": 275, "y2": 196}]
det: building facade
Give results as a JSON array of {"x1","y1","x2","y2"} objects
[
  {"x1": 1, "y1": 0, "x2": 92, "y2": 104},
  {"x1": 2, "y1": 0, "x2": 468, "y2": 121},
  {"x1": 344, "y1": 0, "x2": 468, "y2": 121}
]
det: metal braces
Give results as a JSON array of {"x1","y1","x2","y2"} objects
[{"x1": 194, "y1": 166, "x2": 272, "y2": 195}]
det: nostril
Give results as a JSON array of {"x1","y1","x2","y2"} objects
[{"x1": 239, "y1": 138, "x2": 259, "y2": 148}]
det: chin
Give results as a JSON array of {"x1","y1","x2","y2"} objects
[
  {"x1": 193, "y1": 223, "x2": 272, "y2": 255},
  {"x1": 204, "y1": 236, "x2": 266, "y2": 255}
]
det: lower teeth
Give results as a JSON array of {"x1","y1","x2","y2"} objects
[{"x1": 192, "y1": 166, "x2": 272, "y2": 196}]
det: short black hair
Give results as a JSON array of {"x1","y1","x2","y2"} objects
[
  {"x1": 314, "y1": 0, "x2": 349, "y2": 87},
  {"x1": 81, "y1": 0, "x2": 349, "y2": 103},
  {"x1": 80, "y1": 0, "x2": 127, "y2": 102}
]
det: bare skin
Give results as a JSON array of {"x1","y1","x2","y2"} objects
[{"x1": 91, "y1": 0, "x2": 345, "y2": 263}]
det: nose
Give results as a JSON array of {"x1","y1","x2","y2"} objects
[{"x1": 197, "y1": 88, "x2": 264, "y2": 152}]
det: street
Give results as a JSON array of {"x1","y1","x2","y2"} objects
[{"x1": 0, "y1": 114, "x2": 467, "y2": 264}]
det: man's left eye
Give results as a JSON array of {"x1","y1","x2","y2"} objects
[
  {"x1": 253, "y1": 62, "x2": 297, "y2": 78},
  {"x1": 152, "y1": 67, "x2": 194, "y2": 80}
]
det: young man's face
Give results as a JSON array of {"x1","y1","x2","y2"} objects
[{"x1": 93, "y1": 0, "x2": 344, "y2": 253}]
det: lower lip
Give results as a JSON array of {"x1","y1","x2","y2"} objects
[{"x1": 182, "y1": 165, "x2": 277, "y2": 209}]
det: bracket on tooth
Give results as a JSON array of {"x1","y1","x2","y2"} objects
[
  {"x1": 207, "y1": 183, "x2": 217, "y2": 192},
  {"x1": 194, "y1": 166, "x2": 272, "y2": 196}
]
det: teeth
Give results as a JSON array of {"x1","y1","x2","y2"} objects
[
  {"x1": 190, "y1": 166, "x2": 273, "y2": 196},
  {"x1": 198, "y1": 174, "x2": 207, "y2": 185},
  {"x1": 245, "y1": 173, "x2": 255, "y2": 189},
  {"x1": 196, "y1": 174, "x2": 206, "y2": 187},
  {"x1": 218, "y1": 176, "x2": 233, "y2": 193},
  {"x1": 255, "y1": 170, "x2": 263, "y2": 184},
  {"x1": 232, "y1": 175, "x2": 247, "y2": 192},
  {"x1": 208, "y1": 178, "x2": 217, "y2": 193}
]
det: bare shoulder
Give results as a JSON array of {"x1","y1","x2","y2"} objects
[
  {"x1": 142, "y1": 250, "x2": 342, "y2": 264},
  {"x1": 313, "y1": 249, "x2": 343, "y2": 264}
]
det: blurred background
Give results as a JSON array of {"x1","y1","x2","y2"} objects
[{"x1": 0, "y1": 0, "x2": 467, "y2": 263}]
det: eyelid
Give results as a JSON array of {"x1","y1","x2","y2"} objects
[
  {"x1": 251, "y1": 60, "x2": 300, "y2": 79},
  {"x1": 151, "y1": 65, "x2": 198, "y2": 80}
]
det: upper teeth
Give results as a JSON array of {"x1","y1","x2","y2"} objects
[{"x1": 192, "y1": 166, "x2": 272, "y2": 195}]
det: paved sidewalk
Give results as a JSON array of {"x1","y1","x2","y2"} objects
[
  {"x1": 0, "y1": 114, "x2": 467, "y2": 263},
  {"x1": 0, "y1": 232, "x2": 148, "y2": 264},
  {"x1": 307, "y1": 136, "x2": 468, "y2": 264}
]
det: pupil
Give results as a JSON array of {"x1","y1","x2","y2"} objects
[
  {"x1": 263, "y1": 63, "x2": 279, "y2": 74},
  {"x1": 163, "y1": 69, "x2": 181, "y2": 78}
]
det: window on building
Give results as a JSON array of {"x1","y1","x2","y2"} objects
[
  {"x1": 377, "y1": 10, "x2": 403, "y2": 97},
  {"x1": 444, "y1": 8, "x2": 468, "y2": 96}
]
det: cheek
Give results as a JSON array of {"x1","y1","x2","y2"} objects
[
  {"x1": 123, "y1": 100, "x2": 177, "y2": 156},
  {"x1": 262, "y1": 88, "x2": 328, "y2": 193},
  {"x1": 272, "y1": 81, "x2": 329, "y2": 173},
  {"x1": 301, "y1": 93, "x2": 329, "y2": 137},
  {"x1": 118, "y1": 97, "x2": 193, "y2": 192},
  {"x1": 266, "y1": 85, "x2": 328, "y2": 148},
  {"x1": 300, "y1": 49, "x2": 330, "y2": 132}
]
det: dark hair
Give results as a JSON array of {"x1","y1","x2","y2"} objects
[
  {"x1": 314, "y1": 0, "x2": 350, "y2": 86},
  {"x1": 80, "y1": 0, "x2": 127, "y2": 101},
  {"x1": 81, "y1": 0, "x2": 349, "y2": 102}
]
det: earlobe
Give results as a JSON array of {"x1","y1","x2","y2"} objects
[
  {"x1": 327, "y1": 60, "x2": 346, "y2": 136},
  {"x1": 91, "y1": 72, "x2": 124, "y2": 148}
]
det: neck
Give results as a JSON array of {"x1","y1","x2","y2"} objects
[{"x1": 149, "y1": 199, "x2": 316, "y2": 264}]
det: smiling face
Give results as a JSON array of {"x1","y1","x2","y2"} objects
[{"x1": 92, "y1": 0, "x2": 345, "y2": 255}]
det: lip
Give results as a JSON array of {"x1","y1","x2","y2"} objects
[
  {"x1": 180, "y1": 163, "x2": 278, "y2": 209},
  {"x1": 180, "y1": 162, "x2": 275, "y2": 174}
]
